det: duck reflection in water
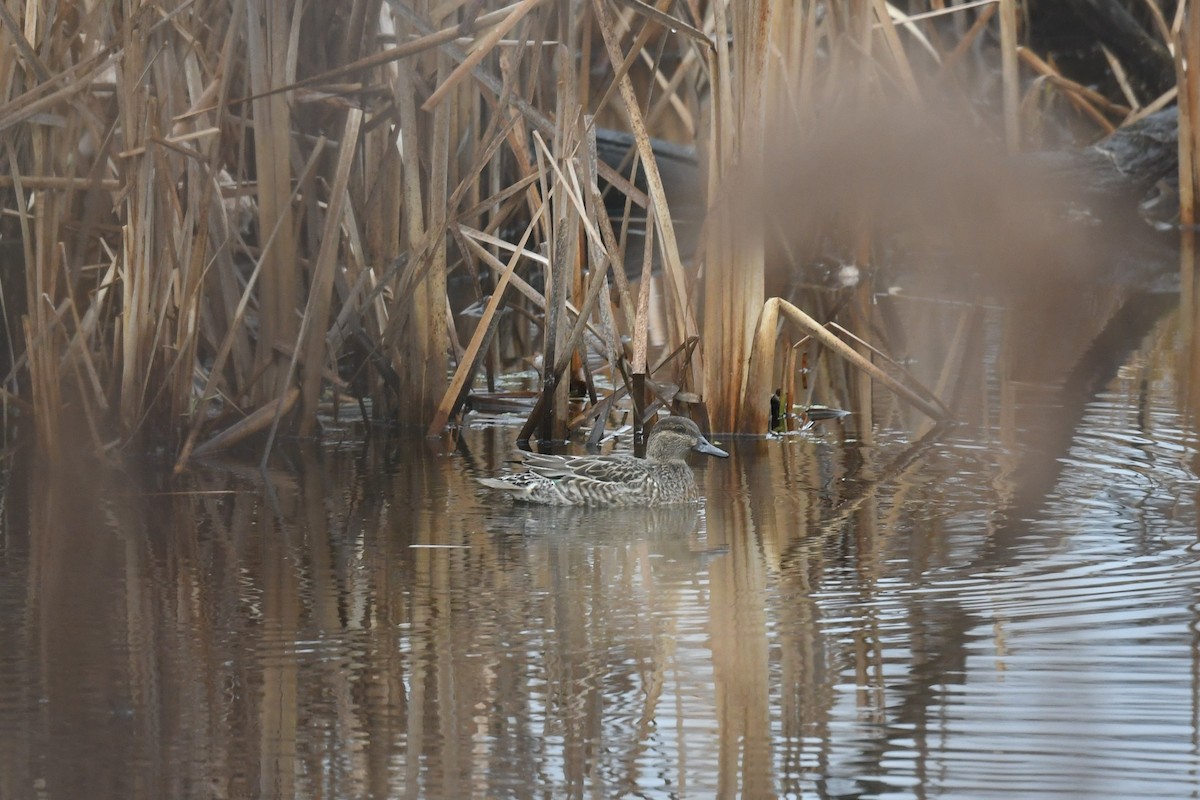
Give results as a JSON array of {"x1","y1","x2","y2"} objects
[
  {"x1": 492, "y1": 503, "x2": 730, "y2": 565},
  {"x1": 479, "y1": 416, "x2": 728, "y2": 506}
]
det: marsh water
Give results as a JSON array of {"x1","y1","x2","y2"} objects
[{"x1": 3, "y1": 281, "x2": 1200, "y2": 799}]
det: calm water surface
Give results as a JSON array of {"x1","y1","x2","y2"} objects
[{"x1": 2, "y1": 304, "x2": 1200, "y2": 799}]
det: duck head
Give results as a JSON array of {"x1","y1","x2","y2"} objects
[{"x1": 646, "y1": 416, "x2": 729, "y2": 461}]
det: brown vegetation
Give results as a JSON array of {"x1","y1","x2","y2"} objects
[{"x1": 0, "y1": 1, "x2": 1191, "y2": 464}]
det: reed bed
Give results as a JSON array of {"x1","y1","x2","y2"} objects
[{"x1": 0, "y1": 1, "x2": 1175, "y2": 463}]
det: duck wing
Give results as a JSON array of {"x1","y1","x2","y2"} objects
[{"x1": 522, "y1": 453, "x2": 648, "y2": 484}]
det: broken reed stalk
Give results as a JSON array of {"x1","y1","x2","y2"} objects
[
  {"x1": 745, "y1": 298, "x2": 948, "y2": 433},
  {"x1": 421, "y1": 0, "x2": 548, "y2": 113},
  {"x1": 590, "y1": 0, "x2": 699, "y2": 373},
  {"x1": 174, "y1": 142, "x2": 330, "y2": 474},
  {"x1": 871, "y1": 0, "x2": 921, "y2": 100},
  {"x1": 457, "y1": 226, "x2": 611, "y2": 360},
  {"x1": 535, "y1": 150, "x2": 624, "y2": 435},
  {"x1": 192, "y1": 387, "x2": 300, "y2": 460},
  {"x1": 937, "y1": 5, "x2": 998, "y2": 78},
  {"x1": 228, "y1": 1, "x2": 540, "y2": 109},
  {"x1": 1018, "y1": 48, "x2": 1127, "y2": 131},
  {"x1": 426, "y1": 204, "x2": 549, "y2": 437}
]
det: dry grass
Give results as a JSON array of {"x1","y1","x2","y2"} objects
[{"x1": 0, "y1": 1, "x2": 1174, "y2": 460}]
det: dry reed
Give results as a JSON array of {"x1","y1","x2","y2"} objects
[{"x1": 0, "y1": 1, "x2": 1169, "y2": 461}]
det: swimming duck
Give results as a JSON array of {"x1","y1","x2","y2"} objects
[{"x1": 479, "y1": 416, "x2": 728, "y2": 506}]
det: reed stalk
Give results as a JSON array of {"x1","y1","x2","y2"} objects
[
  {"x1": 1176, "y1": 6, "x2": 1200, "y2": 228},
  {"x1": 702, "y1": 0, "x2": 773, "y2": 433},
  {"x1": 999, "y1": 0, "x2": 1021, "y2": 150},
  {"x1": 245, "y1": 0, "x2": 301, "y2": 405},
  {"x1": 590, "y1": 0, "x2": 699, "y2": 369},
  {"x1": 0, "y1": 0, "x2": 1162, "y2": 458}
]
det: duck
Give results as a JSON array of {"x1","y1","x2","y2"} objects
[{"x1": 479, "y1": 415, "x2": 728, "y2": 506}]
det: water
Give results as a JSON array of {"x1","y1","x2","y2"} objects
[{"x1": 2, "y1": 307, "x2": 1200, "y2": 798}]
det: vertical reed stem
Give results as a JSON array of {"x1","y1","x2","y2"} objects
[{"x1": 999, "y1": 0, "x2": 1021, "y2": 152}]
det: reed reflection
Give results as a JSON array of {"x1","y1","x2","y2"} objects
[{"x1": 2, "y1": 376, "x2": 1199, "y2": 799}]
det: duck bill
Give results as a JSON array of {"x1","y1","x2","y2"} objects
[{"x1": 693, "y1": 439, "x2": 729, "y2": 458}]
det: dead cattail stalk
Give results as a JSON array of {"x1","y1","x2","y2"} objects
[
  {"x1": 296, "y1": 108, "x2": 363, "y2": 435},
  {"x1": 590, "y1": 0, "x2": 699, "y2": 372},
  {"x1": 745, "y1": 298, "x2": 948, "y2": 432},
  {"x1": 421, "y1": 0, "x2": 548, "y2": 113},
  {"x1": 244, "y1": 0, "x2": 301, "y2": 407},
  {"x1": 427, "y1": 206, "x2": 548, "y2": 436},
  {"x1": 937, "y1": 5, "x2": 998, "y2": 78},
  {"x1": 1176, "y1": 8, "x2": 1200, "y2": 228},
  {"x1": 174, "y1": 142, "x2": 330, "y2": 474},
  {"x1": 702, "y1": 0, "x2": 775, "y2": 432},
  {"x1": 1018, "y1": 48, "x2": 1129, "y2": 129},
  {"x1": 999, "y1": 0, "x2": 1020, "y2": 150},
  {"x1": 191, "y1": 387, "x2": 299, "y2": 459}
]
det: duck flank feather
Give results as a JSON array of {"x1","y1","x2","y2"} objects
[{"x1": 479, "y1": 416, "x2": 728, "y2": 507}]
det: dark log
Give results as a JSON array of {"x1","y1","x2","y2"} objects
[
  {"x1": 1021, "y1": 107, "x2": 1181, "y2": 288},
  {"x1": 1030, "y1": 0, "x2": 1177, "y2": 101},
  {"x1": 1024, "y1": 106, "x2": 1178, "y2": 204}
]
